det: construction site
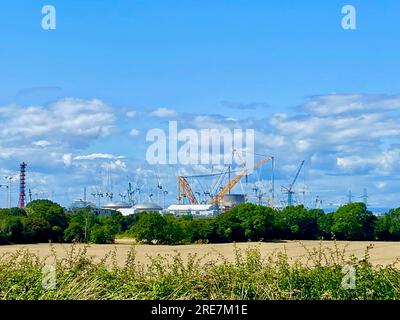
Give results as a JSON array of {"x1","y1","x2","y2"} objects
[{"x1": 1, "y1": 151, "x2": 375, "y2": 216}]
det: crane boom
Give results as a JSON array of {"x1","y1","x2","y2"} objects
[
  {"x1": 281, "y1": 160, "x2": 305, "y2": 206},
  {"x1": 177, "y1": 176, "x2": 198, "y2": 205},
  {"x1": 210, "y1": 157, "x2": 272, "y2": 205},
  {"x1": 288, "y1": 160, "x2": 305, "y2": 192}
]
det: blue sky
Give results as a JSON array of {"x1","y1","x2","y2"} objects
[{"x1": 0, "y1": 1, "x2": 400, "y2": 208}]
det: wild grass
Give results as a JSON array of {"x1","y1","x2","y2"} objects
[{"x1": 1, "y1": 242, "x2": 400, "y2": 300}]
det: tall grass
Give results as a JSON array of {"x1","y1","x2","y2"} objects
[{"x1": 1, "y1": 243, "x2": 400, "y2": 300}]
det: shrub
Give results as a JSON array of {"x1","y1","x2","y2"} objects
[
  {"x1": 1, "y1": 244, "x2": 400, "y2": 300},
  {"x1": 63, "y1": 221, "x2": 86, "y2": 242},
  {"x1": 89, "y1": 224, "x2": 114, "y2": 244},
  {"x1": 0, "y1": 216, "x2": 25, "y2": 244}
]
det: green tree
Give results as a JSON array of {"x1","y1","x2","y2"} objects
[
  {"x1": 99, "y1": 211, "x2": 125, "y2": 234},
  {"x1": 212, "y1": 204, "x2": 277, "y2": 242},
  {"x1": 163, "y1": 214, "x2": 185, "y2": 244},
  {"x1": 0, "y1": 207, "x2": 27, "y2": 217},
  {"x1": 375, "y1": 208, "x2": 400, "y2": 240},
  {"x1": 129, "y1": 212, "x2": 167, "y2": 244},
  {"x1": 213, "y1": 207, "x2": 245, "y2": 242},
  {"x1": 0, "y1": 216, "x2": 25, "y2": 244},
  {"x1": 237, "y1": 204, "x2": 275, "y2": 240},
  {"x1": 271, "y1": 206, "x2": 323, "y2": 239},
  {"x1": 64, "y1": 207, "x2": 99, "y2": 242},
  {"x1": 25, "y1": 200, "x2": 68, "y2": 242},
  {"x1": 318, "y1": 212, "x2": 335, "y2": 239},
  {"x1": 89, "y1": 224, "x2": 114, "y2": 244},
  {"x1": 22, "y1": 215, "x2": 52, "y2": 243},
  {"x1": 63, "y1": 221, "x2": 86, "y2": 242},
  {"x1": 330, "y1": 203, "x2": 376, "y2": 240},
  {"x1": 185, "y1": 218, "x2": 215, "y2": 243}
]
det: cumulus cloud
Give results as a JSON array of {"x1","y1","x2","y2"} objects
[
  {"x1": 0, "y1": 98, "x2": 115, "y2": 146},
  {"x1": 32, "y1": 140, "x2": 51, "y2": 147},
  {"x1": 190, "y1": 114, "x2": 239, "y2": 129},
  {"x1": 63, "y1": 153, "x2": 72, "y2": 166},
  {"x1": 303, "y1": 94, "x2": 400, "y2": 115},
  {"x1": 129, "y1": 129, "x2": 140, "y2": 137},
  {"x1": 337, "y1": 149, "x2": 400, "y2": 174},
  {"x1": 102, "y1": 159, "x2": 127, "y2": 171},
  {"x1": 151, "y1": 107, "x2": 178, "y2": 118},
  {"x1": 73, "y1": 153, "x2": 125, "y2": 161},
  {"x1": 126, "y1": 110, "x2": 137, "y2": 118},
  {"x1": 1, "y1": 93, "x2": 399, "y2": 208},
  {"x1": 161, "y1": 94, "x2": 400, "y2": 206},
  {"x1": 0, "y1": 98, "x2": 119, "y2": 205},
  {"x1": 266, "y1": 98, "x2": 400, "y2": 170}
]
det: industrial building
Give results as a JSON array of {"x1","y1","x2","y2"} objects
[
  {"x1": 117, "y1": 202, "x2": 162, "y2": 216},
  {"x1": 101, "y1": 201, "x2": 131, "y2": 210},
  {"x1": 166, "y1": 204, "x2": 219, "y2": 217},
  {"x1": 220, "y1": 194, "x2": 246, "y2": 210}
]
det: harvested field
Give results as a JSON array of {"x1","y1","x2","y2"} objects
[{"x1": 1, "y1": 239, "x2": 399, "y2": 266}]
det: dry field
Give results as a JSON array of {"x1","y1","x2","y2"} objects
[{"x1": 1, "y1": 239, "x2": 400, "y2": 266}]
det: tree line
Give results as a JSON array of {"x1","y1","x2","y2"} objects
[{"x1": 1, "y1": 200, "x2": 400, "y2": 244}]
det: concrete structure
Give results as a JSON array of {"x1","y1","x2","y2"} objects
[
  {"x1": 117, "y1": 202, "x2": 162, "y2": 216},
  {"x1": 166, "y1": 204, "x2": 219, "y2": 217},
  {"x1": 101, "y1": 201, "x2": 131, "y2": 210},
  {"x1": 220, "y1": 194, "x2": 245, "y2": 210}
]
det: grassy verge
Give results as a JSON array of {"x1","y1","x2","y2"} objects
[{"x1": 0, "y1": 242, "x2": 399, "y2": 300}]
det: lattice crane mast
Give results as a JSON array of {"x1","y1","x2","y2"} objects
[{"x1": 177, "y1": 176, "x2": 199, "y2": 205}]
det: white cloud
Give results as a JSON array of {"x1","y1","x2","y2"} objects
[
  {"x1": 63, "y1": 153, "x2": 72, "y2": 166},
  {"x1": 101, "y1": 159, "x2": 126, "y2": 171},
  {"x1": 0, "y1": 98, "x2": 118, "y2": 182},
  {"x1": 74, "y1": 153, "x2": 125, "y2": 161},
  {"x1": 32, "y1": 140, "x2": 51, "y2": 147},
  {"x1": 151, "y1": 107, "x2": 178, "y2": 118},
  {"x1": 377, "y1": 182, "x2": 387, "y2": 189},
  {"x1": 1, "y1": 93, "x2": 400, "y2": 208},
  {"x1": 175, "y1": 94, "x2": 400, "y2": 206},
  {"x1": 0, "y1": 147, "x2": 29, "y2": 160},
  {"x1": 267, "y1": 106, "x2": 400, "y2": 163},
  {"x1": 126, "y1": 110, "x2": 137, "y2": 118},
  {"x1": 0, "y1": 98, "x2": 115, "y2": 144},
  {"x1": 256, "y1": 131, "x2": 286, "y2": 149},
  {"x1": 337, "y1": 149, "x2": 400, "y2": 174},
  {"x1": 129, "y1": 129, "x2": 140, "y2": 137},
  {"x1": 303, "y1": 94, "x2": 400, "y2": 115}
]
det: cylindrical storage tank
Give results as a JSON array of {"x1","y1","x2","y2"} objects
[
  {"x1": 133, "y1": 202, "x2": 162, "y2": 213},
  {"x1": 220, "y1": 194, "x2": 245, "y2": 209},
  {"x1": 101, "y1": 201, "x2": 132, "y2": 210}
]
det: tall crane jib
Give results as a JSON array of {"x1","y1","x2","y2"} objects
[
  {"x1": 210, "y1": 155, "x2": 273, "y2": 206},
  {"x1": 282, "y1": 160, "x2": 305, "y2": 207}
]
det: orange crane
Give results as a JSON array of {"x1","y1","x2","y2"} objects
[
  {"x1": 177, "y1": 176, "x2": 198, "y2": 204},
  {"x1": 210, "y1": 155, "x2": 272, "y2": 206}
]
